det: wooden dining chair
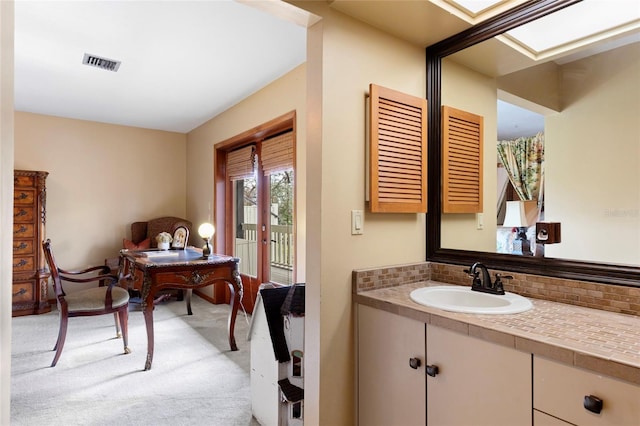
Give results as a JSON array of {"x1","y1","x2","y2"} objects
[{"x1": 42, "y1": 239, "x2": 131, "y2": 367}]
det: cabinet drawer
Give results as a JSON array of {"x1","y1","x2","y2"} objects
[
  {"x1": 13, "y1": 224, "x2": 35, "y2": 238},
  {"x1": 12, "y1": 281, "x2": 35, "y2": 303},
  {"x1": 14, "y1": 188, "x2": 35, "y2": 205},
  {"x1": 14, "y1": 175, "x2": 35, "y2": 187},
  {"x1": 13, "y1": 206, "x2": 35, "y2": 223},
  {"x1": 534, "y1": 357, "x2": 640, "y2": 426},
  {"x1": 534, "y1": 410, "x2": 572, "y2": 425},
  {"x1": 13, "y1": 256, "x2": 35, "y2": 272},
  {"x1": 155, "y1": 268, "x2": 233, "y2": 287},
  {"x1": 13, "y1": 240, "x2": 35, "y2": 255}
]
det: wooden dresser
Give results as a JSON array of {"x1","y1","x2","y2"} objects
[{"x1": 13, "y1": 170, "x2": 51, "y2": 316}]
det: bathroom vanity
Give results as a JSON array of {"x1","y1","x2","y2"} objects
[{"x1": 355, "y1": 281, "x2": 640, "y2": 426}]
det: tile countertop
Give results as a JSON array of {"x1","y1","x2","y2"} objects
[{"x1": 354, "y1": 281, "x2": 640, "y2": 386}]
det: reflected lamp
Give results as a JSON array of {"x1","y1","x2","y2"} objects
[
  {"x1": 503, "y1": 200, "x2": 538, "y2": 256},
  {"x1": 198, "y1": 223, "x2": 215, "y2": 258}
]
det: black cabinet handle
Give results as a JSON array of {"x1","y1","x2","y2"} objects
[
  {"x1": 409, "y1": 357, "x2": 421, "y2": 369},
  {"x1": 584, "y1": 395, "x2": 603, "y2": 414},
  {"x1": 426, "y1": 364, "x2": 439, "y2": 377}
]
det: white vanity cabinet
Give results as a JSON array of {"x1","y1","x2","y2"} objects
[
  {"x1": 426, "y1": 324, "x2": 532, "y2": 426},
  {"x1": 533, "y1": 356, "x2": 640, "y2": 426},
  {"x1": 357, "y1": 304, "x2": 532, "y2": 425},
  {"x1": 357, "y1": 305, "x2": 426, "y2": 426}
]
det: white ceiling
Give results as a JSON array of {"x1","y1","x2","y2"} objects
[
  {"x1": 17, "y1": 1, "x2": 630, "y2": 137},
  {"x1": 14, "y1": 0, "x2": 307, "y2": 133}
]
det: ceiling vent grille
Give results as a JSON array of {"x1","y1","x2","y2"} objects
[{"x1": 82, "y1": 53, "x2": 121, "y2": 72}]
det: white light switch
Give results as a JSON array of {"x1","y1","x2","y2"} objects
[
  {"x1": 351, "y1": 210, "x2": 364, "y2": 235},
  {"x1": 476, "y1": 213, "x2": 484, "y2": 230}
]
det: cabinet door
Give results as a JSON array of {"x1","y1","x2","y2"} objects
[
  {"x1": 357, "y1": 305, "x2": 426, "y2": 426},
  {"x1": 427, "y1": 324, "x2": 532, "y2": 426}
]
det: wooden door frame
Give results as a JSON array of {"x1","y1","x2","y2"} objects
[{"x1": 213, "y1": 110, "x2": 296, "y2": 305}]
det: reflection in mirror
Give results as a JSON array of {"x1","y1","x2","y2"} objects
[{"x1": 439, "y1": 20, "x2": 639, "y2": 267}]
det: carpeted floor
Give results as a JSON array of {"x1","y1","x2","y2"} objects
[{"x1": 11, "y1": 295, "x2": 260, "y2": 426}]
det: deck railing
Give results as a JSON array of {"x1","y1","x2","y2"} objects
[{"x1": 241, "y1": 223, "x2": 293, "y2": 270}]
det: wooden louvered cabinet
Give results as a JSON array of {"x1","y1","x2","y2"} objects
[
  {"x1": 442, "y1": 105, "x2": 483, "y2": 213},
  {"x1": 368, "y1": 83, "x2": 427, "y2": 213},
  {"x1": 12, "y1": 170, "x2": 51, "y2": 316}
]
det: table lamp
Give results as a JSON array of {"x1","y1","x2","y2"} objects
[
  {"x1": 198, "y1": 222, "x2": 215, "y2": 258},
  {"x1": 503, "y1": 200, "x2": 538, "y2": 256}
]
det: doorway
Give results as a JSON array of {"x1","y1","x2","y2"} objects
[{"x1": 215, "y1": 112, "x2": 296, "y2": 313}]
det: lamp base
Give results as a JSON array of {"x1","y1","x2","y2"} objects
[
  {"x1": 512, "y1": 227, "x2": 532, "y2": 256},
  {"x1": 202, "y1": 239, "x2": 212, "y2": 258}
]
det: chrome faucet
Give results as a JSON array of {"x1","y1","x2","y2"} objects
[{"x1": 465, "y1": 262, "x2": 507, "y2": 295}]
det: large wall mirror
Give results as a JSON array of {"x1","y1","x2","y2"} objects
[{"x1": 426, "y1": 0, "x2": 639, "y2": 286}]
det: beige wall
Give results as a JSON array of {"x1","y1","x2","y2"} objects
[
  {"x1": 186, "y1": 63, "x2": 307, "y2": 298},
  {"x1": 14, "y1": 112, "x2": 187, "y2": 270},
  {"x1": 294, "y1": 2, "x2": 427, "y2": 424},
  {"x1": 1, "y1": 2, "x2": 15, "y2": 423},
  {"x1": 441, "y1": 59, "x2": 499, "y2": 252},
  {"x1": 545, "y1": 43, "x2": 640, "y2": 264}
]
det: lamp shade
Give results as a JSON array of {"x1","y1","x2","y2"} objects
[
  {"x1": 198, "y1": 223, "x2": 215, "y2": 239},
  {"x1": 503, "y1": 200, "x2": 538, "y2": 228}
]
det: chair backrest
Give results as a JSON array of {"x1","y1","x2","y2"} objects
[
  {"x1": 42, "y1": 239, "x2": 65, "y2": 302},
  {"x1": 132, "y1": 216, "x2": 192, "y2": 248}
]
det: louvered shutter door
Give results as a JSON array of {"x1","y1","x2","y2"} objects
[
  {"x1": 227, "y1": 145, "x2": 256, "y2": 181},
  {"x1": 369, "y1": 84, "x2": 427, "y2": 213},
  {"x1": 442, "y1": 105, "x2": 483, "y2": 213},
  {"x1": 262, "y1": 131, "x2": 294, "y2": 175}
]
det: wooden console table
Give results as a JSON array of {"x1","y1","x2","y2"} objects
[{"x1": 119, "y1": 248, "x2": 242, "y2": 370}]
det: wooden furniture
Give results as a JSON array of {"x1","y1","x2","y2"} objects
[
  {"x1": 119, "y1": 248, "x2": 242, "y2": 370},
  {"x1": 12, "y1": 170, "x2": 50, "y2": 316},
  {"x1": 42, "y1": 239, "x2": 130, "y2": 367},
  {"x1": 130, "y1": 216, "x2": 192, "y2": 248}
]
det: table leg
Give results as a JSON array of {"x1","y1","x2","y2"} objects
[
  {"x1": 227, "y1": 268, "x2": 242, "y2": 351},
  {"x1": 186, "y1": 289, "x2": 193, "y2": 316},
  {"x1": 141, "y1": 275, "x2": 155, "y2": 370}
]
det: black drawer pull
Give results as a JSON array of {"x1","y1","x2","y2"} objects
[
  {"x1": 13, "y1": 288, "x2": 27, "y2": 297},
  {"x1": 13, "y1": 259, "x2": 28, "y2": 268},
  {"x1": 409, "y1": 357, "x2": 421, "y2": 369},
  {"x1": 426, "y1": 365, "x2": 439, "y2": 377},
  {"x1": 584, "y1": 395, "x2": 603, "y2": 414}
]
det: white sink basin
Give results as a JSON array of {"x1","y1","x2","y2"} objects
[{"x1": 410, "y1": 285, "x2": 532, "y2": 314}]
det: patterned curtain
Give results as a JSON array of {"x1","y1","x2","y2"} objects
[{"x1": 497, "y1": 132, "x2": 544, "y2": 202}]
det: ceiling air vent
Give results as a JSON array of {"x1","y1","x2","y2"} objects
[{"x1": 82, "y1": 53, "x2": 121, "y2": 72}]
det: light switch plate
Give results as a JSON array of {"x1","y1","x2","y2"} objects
[
  {"x1": 476, "y1": 213, "x2": 484, "y2": 230},
  {"x1": 351, "y1": 210, "x2": 364, "y2": 235}
]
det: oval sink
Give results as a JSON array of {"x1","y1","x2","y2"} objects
[{"x1": 410, "y1": 285, "x2": 532, "y2": 314}]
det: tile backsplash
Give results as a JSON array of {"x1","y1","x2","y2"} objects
[{"x1": 353, "y1": 261, "x2": 640, "y2": 317}]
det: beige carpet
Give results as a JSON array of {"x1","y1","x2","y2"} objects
[{"x1": 11, "y1": 295, "x2": 260, "y2": 425}]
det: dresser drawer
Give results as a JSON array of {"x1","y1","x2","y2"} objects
[
  {"x1": 13, "y1": 240, "x2": 35, "y2": 255},
  {"x1": 13, "y1": 223, "x2": 35, "y2": 238},
  {"x1": 12, "y1": 281, "x2": 35, "y2": 303},
  {"x1": 534, "y1": 357, "x2": 640, "y2": 426},
  {"x1": 14, "y1": 175, "x2": 35, "y2": 187},
  {"x1": 14, "y1": 188, "x2": 35, "y2": 205},
  {"x1": 14, "y1": 206, "x2": 35, "y2": 223},
  {"x1": 13, "y1": 256, "x2": 35, "y2": 272}
]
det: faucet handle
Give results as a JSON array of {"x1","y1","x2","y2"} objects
[{"x1": 493, "y1": 274, "x2": 512, "y2": 295}]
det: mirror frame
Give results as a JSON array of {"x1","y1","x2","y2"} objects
[{"x1": 425, "y1": 0, "x2": 640, "y2": 287}]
